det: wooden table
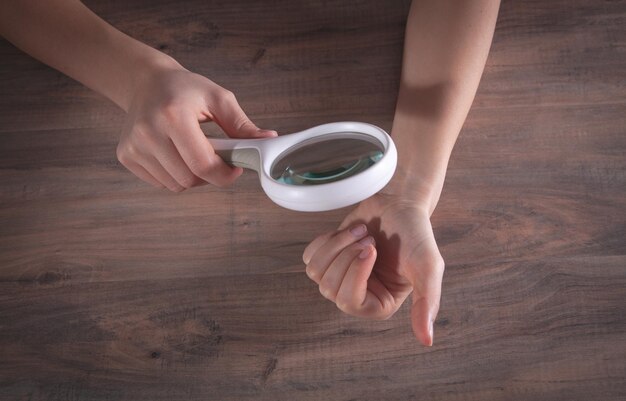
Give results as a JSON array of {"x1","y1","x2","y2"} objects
[{"x1": 1, "y1": 1, "x2": 624, "y2": 399}]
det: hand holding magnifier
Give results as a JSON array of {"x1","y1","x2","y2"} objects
[{"x1": 207, "y1": 122, "x2": 397, "y2": 212}]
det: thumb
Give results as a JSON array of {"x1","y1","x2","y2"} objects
[
  {"x1": 407, "y1": 252, "x2": 445, "y2": 347},
  {"x1": 210, "y1": 91, "x2": 277, "y2": 139}
]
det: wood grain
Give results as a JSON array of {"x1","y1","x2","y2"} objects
[{"x1": 1, "y1": 0, "x2": 625, "y2": 400}]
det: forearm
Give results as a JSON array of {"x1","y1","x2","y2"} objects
[
  {"x1": 0, "y1": 0, "x2": 178, "y2": 111},
  {"x1": 384, "y1": 0, "x2": 500, "y2": 215}
]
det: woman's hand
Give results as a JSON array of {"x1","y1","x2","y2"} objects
[
  {"x1": 303, "y1": 194, "x2": 445, "y2": 346},
  {"x1": 117, "y1": 63, "x2": 276, "y2": 192}
]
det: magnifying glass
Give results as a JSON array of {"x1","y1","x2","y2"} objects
[{"x1": 207, "y1": 121, "x2": 397, "y2": 212}]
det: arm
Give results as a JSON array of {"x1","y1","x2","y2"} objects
[
  {"x1": 385, "y1": 0, "x2": 500, "y2": 214},
  {"x1": 0, "y1": 0, "x2": 276, "y2": 190},
  {"x1": 303, "y1": 0, "x2": 500, "y2": 346},
  {"x1": 0, "y1": 0, "x2": 167, "y2": 112}
]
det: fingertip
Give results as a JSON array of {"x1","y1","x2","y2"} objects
[
  {"x1": 256, "y1": 129, "x2": 278, "y2": 138},
  {"x1": 411, "y1": 297, "x2": 434, "y2": 347},
  {"x1": 302, "y1": 244, "x2": 313, "y2": 266},
  {"x1": 357, "y1": 235, "x2": 375, "y2": 247},
  {"x1": 422, "y1": 319, "x2": 434, "y2": 347},
  {"x1": 358, "y1": 244, "x2": 375, "y2": 260},
  {"x1": 209, "y1": 159, "x2": 243, "y2": 187},
  {"x1": 411, "y1": 319, "x2": 432, "y2": 347},
  {"x1": 226, "y1": 166, "x2": 244, "y2": 183},
  {"x1": 233, "y1": 166, "x2": 244, "y2": 177}
]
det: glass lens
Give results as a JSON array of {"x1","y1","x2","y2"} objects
[{"x1": 271, "y1": 133, "x2": 384, "y2": 186}]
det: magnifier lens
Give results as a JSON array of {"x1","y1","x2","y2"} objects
[{"x1": 271, "y1": 133, "x2": 384, "y2": 185}]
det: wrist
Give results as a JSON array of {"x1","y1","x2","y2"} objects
[
  {"x1": 122, "y1": 50, "x2": 184, "y2": 112},
  {"x1": 379, "y1": 108, "x2": 459, "y2": 216},
  {"x1": 380, "y1": 123, "x2": 454, "y2": 216},
  {"x1": 381, "y1": 166, "x2": 445, "y2": 217}
]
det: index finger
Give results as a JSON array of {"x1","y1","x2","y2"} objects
[
  {"x1": 302, "y1": 232, "x2": 334, "y2": 265},
  {"x1": 168, "y1": 112, "x2": 243, "y2": 187},
  {"x1": 303, "y1": 223, "x2": 369, "y2": 266}
]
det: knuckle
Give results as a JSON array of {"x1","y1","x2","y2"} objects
[
  {"x1": 116, "y1": 143, "x2": 136, "y2": 164},
  {"x1": 115, "y1": 144, "x2": 127, "y2": 164},
  {"x1": 132, "y1": 124, "x2": 153, "y2": 143},
  {"x1": 428, "y1": 253, "x2": 445, "y2": 273},
  {"x1": 221, "y1": 89, "x2": 236, "y2": 102},
  {"x1": 305, "y1": 265, "x2": 319, "y2": 281},
  {"x1": 232, "y1": 114, "x2": 252, "y2": 132},
  {"x1": 178, "y1": 175, "x2": 197, "y2": 189},
  {"x1": 188, "y1": 157, "x2": 213, "y2": 177},
  {"x1": 159, "y1": 97, "x2": 184, "y2": 119},
  {"x1": 169, "y1": 185, "x2": 185, "y2": 193},
  {"x1": 214, "y1": 89, "x2": 236, "y2": 108},
  {"x1": 437, "y1": 256, "x2": 446, "y2": 271},
  {"x1": 160, "y1": 153, "x2": 178, "y2": 167},
  {"x1": 318, "y1": 285, "x2": 333, "y2": 301},
  {"x1": 335, "y1": 296, "x2": 352, "y2": 313},
  {"x1": 318, "y1": 276, "x2": 332, "y2": 292}
]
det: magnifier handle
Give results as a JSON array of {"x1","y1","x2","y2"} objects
[{"x1": 207, "y1": 138, "x2": 263, "y2": 172}]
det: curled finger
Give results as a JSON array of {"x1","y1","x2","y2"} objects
[
  {"x1": 305, "y1": 224, "x2": 369, "y2": 283},
  {"x1": 319, "y1": 236, "x2": 375, "y2": 302}
]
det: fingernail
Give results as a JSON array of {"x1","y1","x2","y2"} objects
[
  {"x1": 350, "y1": 224, "x2": 367, "y2": 237},
  {"x1": 358, "y1": 246, "x2": 372, "y2": 259},
  {"x1": 358, "y1": 236, "x2": 375, "y2": 247}
]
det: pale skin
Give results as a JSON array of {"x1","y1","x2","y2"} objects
[{"x1": 0, "y1": 0, "x2": 500, "y2": 345}]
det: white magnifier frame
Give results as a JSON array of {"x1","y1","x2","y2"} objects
[{"x1": 207, "y1": 121, "x2": 397, "y2": 212}]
